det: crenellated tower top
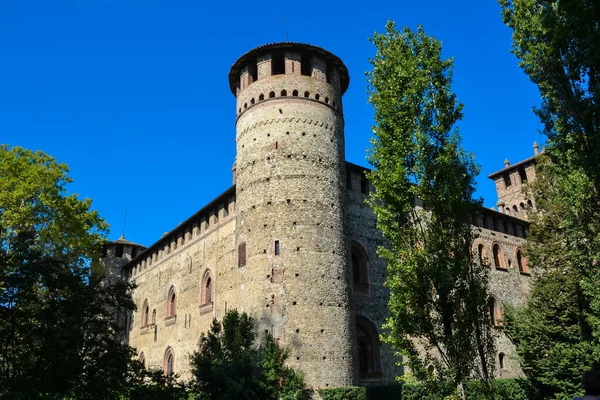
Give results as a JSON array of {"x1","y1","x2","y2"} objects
[{"x1": 228, "y1": 42, "x2": 350, "y2": 97}]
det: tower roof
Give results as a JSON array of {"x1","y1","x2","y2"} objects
[
  {"x1": 109, "y1": 234, "x2": 145, "y2": 248},
  {"x1": 228, "y1": 42, "x2": 350, "y2": 96}
]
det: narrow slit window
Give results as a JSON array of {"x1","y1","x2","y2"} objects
[
  {"x1": 238, "y1": 242, "x2": 247, "y2": 267},
  {"x1": 275, "y1": 240, "x2": 280, "y2": 256}
]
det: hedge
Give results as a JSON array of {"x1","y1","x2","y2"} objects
[{"x1": 318, "y1": 379, "x2": 539, "y2": 400}]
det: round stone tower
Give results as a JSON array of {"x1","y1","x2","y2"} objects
[{"x1": 229, "y1": 43, "x2": 353, "y2": 387}]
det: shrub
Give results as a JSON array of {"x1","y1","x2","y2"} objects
[{"x1": 318, "y1": 386, "x2": 368, "y2": 400}]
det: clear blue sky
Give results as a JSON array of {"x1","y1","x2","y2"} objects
[{"x1": 0, "y1": 1, "x2": 542, "y2": 247}]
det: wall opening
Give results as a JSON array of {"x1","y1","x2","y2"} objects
[
  {"x1": 271, "y1": 51, "x2": 285, "y2": 75},
  {"x1": 238, "y1": 242, "x2": 247, "y2": 267},
  {"x1": 493, "y1": 244, "x2": 503, "y2": 269},
  {"x1": 356, "y1": 316, "x2": 382, "y2": 378},
  {"x1": 116, "y1": 244, "x2": 124, "y2": 258},
  {"x1": 163, "y1": 347, "x2": 174, "y2": 376},
  {"x1": 249, "y1": 60, "x2": 258, "y2": 83},
  {"x1": 503, "y1": 172, "x2": 512, "y2": 187},
  {"x1": 360, "y1": 174, "x2": 368, "y2": 194},
  {"x1": 352, "y1": 241, "x2": 369, "y2": 289},
  {"x1": 275, "y1": 240, "x2": 280, "y2": 256},
  {"x1": 518, "y1": 165, "x2": 527, "y2": 182},
  {"x1": 301, "y1": 53, "x2": 311, "y2": 76}
]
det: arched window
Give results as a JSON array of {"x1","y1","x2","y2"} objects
[
  {"x1": 516, "y1": 249, "x2": 528, "y2": 274},
  {"x1": 292, "y1": 90, "x2": 298, "y2": 96},
  {"x1": 356, "y1": 316, "x2": 382, "y2": 378},
  {"x1": 499, "y1": 352, "x2": 506, "y2": 370},
  {"x1": 152, "y1": 309, "x2": 156, "y2": 325},
  {"x1": 269, "y1": 91, "x2": 275, "y2": 98},
  {"x1": 281, "y1": 90, "x2": 287, "y2": 96},
  {"x1": 478, "y1": 244, "x2": 487, "y2": 266},
  {"x1": 351, "y1": 242, "x2": 368, "y2": 288},
  {"x1": 489, "y1": 297, "x2": 503, "y2": 326},
  {"x1": 304, "y1": 91, "x2": 309, "y2": 98},
  {"x1": 201, "y1": 270, "x2": 213, "y2": 305},
  {"x1": 163, "y1": 347, "x2": 174, "y2": 376},
  {"x1": 259, "y1": 94, "x2": 265, "y2": 101},
  {"x1": 527, "y1": 200, "x2": 533, "y2": 209},
  {"x1": 493, "y1": 244, "x2": 504, "y2": 269},
  {"x1": 142, "y1": 299, "x2": 149, "y2": 327},
  {"x1": 512, "y1": 205, "x2": 518, "y2": 215},
  {"x1": 139, "y1": 352, "x2": 145, "y2": 367},
  {"x1": 315, "y1": 94, "x2": 320, "y2": 101},
  {"x1": 167, "y1": 286, "x2": 177, "y2": 318}
]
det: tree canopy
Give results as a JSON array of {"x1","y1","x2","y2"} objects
[
  {"x1": 367, "y1": 21, "x2": 496, "y2": 397},
  {"x1": 0, "y1": 145, "x2": 138, "y2": 399},
  {"x1": 499, "y1": 1, "x2": 600, "y2": 397}
]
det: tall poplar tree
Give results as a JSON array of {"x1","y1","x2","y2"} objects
[
  {"x1": 498, "y1": 1, "x2": 600, "y2": 396},
  {"x1": 367, "y1": 22, "x2": 496, "y2": 397}
]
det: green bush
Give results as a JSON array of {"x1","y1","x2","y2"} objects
[
  {"x1": 465, "y1": 379, "x2": 541, "y2": 400},
  {"x1": 318, "y1": 386, "x2": 368, "y2": 400},
  {"x1": 365, "y1": 384, "x2": 403, "y2": 399}
]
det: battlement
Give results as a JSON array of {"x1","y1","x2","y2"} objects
[
  {"x1": 228, "y1": 42, "x2": 350, "y2": 97},
  {"x1": 125, "y1": 187, "x2": 236, "y2": 278}
]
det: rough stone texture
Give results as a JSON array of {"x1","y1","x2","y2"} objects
[
  {"x1": 101, "y1": 42, "x2": 538, "y2": 389},
  {"x1": 488, "y1": 152, "x2": 539, "y2": 220}
]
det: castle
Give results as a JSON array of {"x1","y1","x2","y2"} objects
[{"x1": 101, "y1": 42, "x2": 537, "y2": 389}]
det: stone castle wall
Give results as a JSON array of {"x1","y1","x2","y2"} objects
[{"x1": 103, "y1": 42, "x2": 536, "y2": 389}]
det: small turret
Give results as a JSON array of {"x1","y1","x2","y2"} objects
[{"x1": 101, "y1": 235, "x2": 146, "y2": 282}]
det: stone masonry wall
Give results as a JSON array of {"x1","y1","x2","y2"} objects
[{"x1": 232, "y1": 67, "x2": 354, "y2": 388}]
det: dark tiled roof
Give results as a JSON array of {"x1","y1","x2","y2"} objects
[
  {"x1": 488, "y1": 153, "x2": 541, "y2": 179},
  {"x1": 110, "y1": 235, "x2": 145, "y2": 248}
]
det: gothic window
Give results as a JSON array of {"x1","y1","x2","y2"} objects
[
  {"x1": 163, "y1": 347, "x2": 174, "y2": 376},
  {"x1": 356, "y1": 316, "x2": 382, "y2": 378},
  {"x1": 478, "y1": 244, "x2": 487, "y2": 266},
  {"x1": 141, "y1": 299, "x2": 149, "y2": 327},
  {"x1": 489, "y1": 296, "x2": 503, "y2": 326},
  {"x1": 167, "y1": 286, "x2": 177, "y2": 318},
  {"x1": 516, "y1": 249, "x2": 528, "y2": 274},
  {"x1": 493, "y1": 244, "x2": 504, "y2": 269},
  {"x1": 201, "y1": 270, "x2": 213, "y2": 305},
  {"x1": 351, "y1": 242, "x2": 368, "y2": 288}
]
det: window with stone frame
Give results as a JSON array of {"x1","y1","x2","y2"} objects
[
  {"x1": 351, "y1": 241, "x2": 369, "y2": 290},
  {"x1": 201, "y1": 270, "x2": 213, "y2": 305},
  {"x1": 492, "y1": 243, "x2": 505, "y2": 269},
  {"x1": 516, "y1": 249, "x2": 528, "y2": 274},
  {"x1": 167, "y1": 286, "x2": 177, "y2": 318},
  {"x1": 141, "y1": 299, "x2": 149, "y2": 327},
  {"x1": 356, "y1": 316, "x2": 382, "y2": 378},
  {"x1": 163, "y1": 347, "x2": 174, "y2": 376}
]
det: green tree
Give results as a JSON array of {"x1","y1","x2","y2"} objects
[
  {"x1": 190, "y1": 310, "x2": 308, "y2": 400},
  {"x1": 366, "y1": 22, "x2": 496, "y2": 397},
  {"x1": 498, "y1": 1, "x2": 600, "y2": 396},
  {"x1": 0, "y1": 146, "x2": 138, "y2": 399},
  {"x1": 503, "y1": 156, "x2": 598, "y2": 399}
]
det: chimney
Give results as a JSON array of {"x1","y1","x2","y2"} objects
[{"x1": 533, "y1": 141, "x2": 539, "y2": 155}]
